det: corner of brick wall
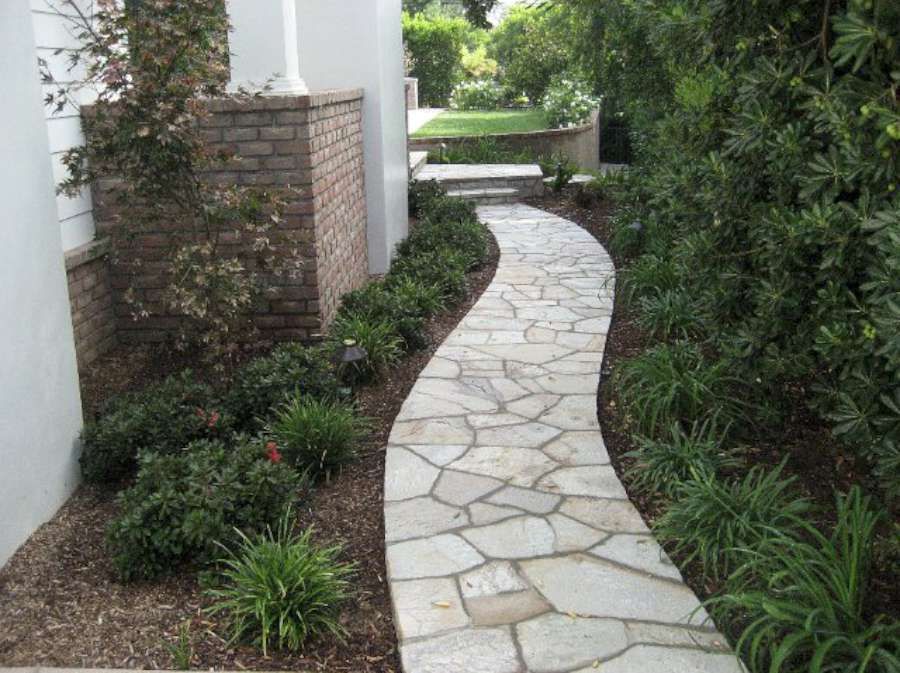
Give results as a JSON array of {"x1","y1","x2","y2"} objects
[
  {"x1": 92, "y1": 89, "x2": 369, "y2": 345},
  {"x1": 64, "y1": 237, "x2": 117, "y2": 369}
]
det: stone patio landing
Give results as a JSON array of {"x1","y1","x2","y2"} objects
[{"x1": 384, "y1": 204, "x2": 744, "y2": 673}]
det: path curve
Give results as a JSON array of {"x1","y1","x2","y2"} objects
[{"x1": 384, "y1": 204, "x2": 743, "y2": 673}]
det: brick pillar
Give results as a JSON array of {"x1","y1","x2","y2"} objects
[{"x1": 93, "y1": 89, "x2": 370, "y2": 345}]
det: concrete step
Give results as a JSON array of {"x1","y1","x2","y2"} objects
[
  {"x1": 446, "y1": 187, "x2": 520, "y2": 205},
  {"x1": 409, "y1": 151, "x2": 428, "y2": 179},
  {"x1": 415, "y1": 164, "x2": 545, "y2": 203}
]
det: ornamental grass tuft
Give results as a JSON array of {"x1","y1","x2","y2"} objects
[{"x1": 205, "y1": 511, "x2": 354, "y2": 655}]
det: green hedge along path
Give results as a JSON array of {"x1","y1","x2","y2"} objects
[{"x1": 383, "y1": 204, "x2": 745, "y2": 673}]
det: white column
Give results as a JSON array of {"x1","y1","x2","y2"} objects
[
  {"x1": 297, "y1": 0, "x2": 409, "y2": 274},
  {"x1": 227, "y1": 0, "x2": 308, "y2": 95}
]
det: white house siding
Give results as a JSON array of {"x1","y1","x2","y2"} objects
[
  {"x1": 31, "y1": 0, "x2": 97, "y2": 251},
  {"x1": 0, "y1": 0, "x2": 84, "y2": 567}
]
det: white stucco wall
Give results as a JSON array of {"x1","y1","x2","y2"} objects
[
  {"x1": 296, "y1": 0, "x2": 409, "y2": 274},
  {"x1": 0, "y1": 0, "x2": 84, "y2": 568},
  {"x1": 31, "y1": 0, "x2": 97, "y2": 251}
]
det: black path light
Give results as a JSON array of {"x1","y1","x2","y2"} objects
[{"x1": 332, "y1": 338, "x2": 368, "y2": 395}]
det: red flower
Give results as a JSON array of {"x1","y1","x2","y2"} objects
[
  {"x1": 265, "y1": 442, "x2": 282, "y2": 464},
  {"x1": 207, "y1": 410, "x2": 220, "y2": 428}
]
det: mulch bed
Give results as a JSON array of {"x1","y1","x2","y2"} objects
[
  {"x1": 528, "y1": 189, "x2": 898, "y2": 637},
  {"x1": 0, "y1": 234, "x2": 500, "y2": 671}
]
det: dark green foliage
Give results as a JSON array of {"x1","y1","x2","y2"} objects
[
  {"x1": 636, "y1": 289, "x2": 705, "y2": 340},
  {"x1": 224, "y1": 344, "x2": 340, "y2": 430},
  {"x1": 106, "y1": 439, "x2": 303, "y2": 581},
  {"x1": 402, "y1": 12, "x2": 468, "y2": 106},
  {"x1": 625, "y1": 421, "x2": 742, "y2": 498},
  {"x1": 329, "y1": 316, "x2": 404, "y2": 383},
  {"x1": 574, "y1": 179, "x2": 605, "y2": 209},
  {"x1": 397, "y1": 198, "x2": 487, "y2": 270},
  {"x1": 390, "y1": 247, "x2": 469, "y2": 305},
  {"x1": 338, "y1": 280, "x2": 442, "y2": 352},
  {"x1": 654, "y1": 461, "x2": 811, "y2": 581},
  {"x1": 571, "y1": 0, "x2": 900, "y2": 498},
  {"x1": 408, "y1": 179, "x2": 447, "y2": 218},
  {"x1": 80, "y1": 371, "x2": 225, "y2": 484},
  {"x1": 427, "y1": 136, "x2": 537, "y2": 165},
  {"x1": 266, "y1": 397, "x2": 368, "y2": 479},
  {"x1": 615, "y1": 341, "x2": 747, "y2": 436},
  {"x1": 717, "y1": 488, "x2": 899, "y2": 673},
  {"x1": 205, "y1": 512, "x2": 354, "y2": 655}
]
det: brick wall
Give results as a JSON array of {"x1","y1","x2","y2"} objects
[
  {"x1": 91, "y1": 89, "x2": 369, "y2": 345},
  {"x1": 64, "y1": 238, "x2": 116, "y2": 369}
]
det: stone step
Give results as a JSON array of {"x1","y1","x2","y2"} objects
[
  {"x1": 409, "y1": 151, "x2": 428, "y2": 179},
  {"x1": 415, "y1": 164, "x2": 545, "y2": 203},
  {"x1": 446, "y1": 187, "x2": 520, "y2": 205}
]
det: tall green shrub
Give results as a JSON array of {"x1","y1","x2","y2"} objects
[
  {"x1": 573, "y1": 0, "x2": 900, "y2": 499},
  {"x1": 402, "y1": 12, "x2": 468, "y2": 106}
]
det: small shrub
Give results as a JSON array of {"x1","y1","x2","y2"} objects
[
  {"x1": 396, "y1": 204, "x2": 488, "y2": 271},
  {"x1": 718, "y1": 487, "x2": 898, "y2": 673},
  {"x1": 391, "y1": 247, "x2": 470, "y2": 304},
  {"x1": 636, "y1": 288, "x2": 705, "y2": 340},
  {"x1": 543, "y1": 77, "x2": 600, "y2": 128},
  {"x1": 80, "y1": 371, "x2": 225, "y2": 484},
  {"x1": 450, "y1": 78, "x2": 503, "y2": 110},
  {"x1": 329, "y1": 316, "x2": 404, "y2": 383},
  {"x1": 615, "y1": 341, "x2": 747, "y2": 436},
  {"x1": 408, "y1": 179, "x2": 447, "y2": 218},
  {"x1": 225, "y1": 344, "x2": 340, "y2": 430},
  {"x1": 107, "y1": 439, "x2": 303, "y2": 581},
  {"x1": 429, "y1": 136, "x2": 537, "y2": 165},
  {"x1": 205, "y1": 512, "x2": 354, "y2": 655},
  {"x1": 654, "y1": 461, "x2": 810, "y2": 580},
  {"x1": 618, "y1": 254, "x2": 680, "y2": 305},
  {"x1": 574, "y1": 179, "x2": 605, "y2": 208},
  {"x1": 419, "y1": 194, "x2": 478, "y2": 227},
  {"x1": 624, "y1": 420, "x2": 742, "y2": 498},
  {"x1": 266, "y1": 396, "x2": 368, "y2": 479},
  {"x1": 339, "y1": 279, "x2": 444, "y2": 351},
  {"x1": 538, "y1": 152, "x2": 576, "y2": 179}
]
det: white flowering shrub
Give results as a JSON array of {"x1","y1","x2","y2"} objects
[
  {"x1": 450, "y1": 79, "x2": 504, "y2": 111},
  {"x1": 543, "y1": 78, "x2": 601, "y2": 128}
]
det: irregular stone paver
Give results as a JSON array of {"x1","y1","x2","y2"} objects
[{"x1": 385, "y1": 204, "x2": 744, "y2": 672}]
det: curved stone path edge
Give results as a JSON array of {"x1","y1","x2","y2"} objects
[{"x1": 383, "y1": 204, "x2": 745, "y2": 673}]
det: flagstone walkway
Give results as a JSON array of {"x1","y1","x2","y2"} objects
[{"x1": 384, "y1": 204, "x2": 744, "y2": 673}]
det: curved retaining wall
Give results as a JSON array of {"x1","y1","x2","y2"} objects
[{"x1": 409, "y1": 109, "x2": 600, "y2": 171}]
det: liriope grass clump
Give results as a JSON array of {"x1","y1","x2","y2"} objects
[
  {"x1": 205, "y1": 512, "x2": 354, "y2": 655},
  {"x1": 267, "y1": 396, "x2": 369, "y2": 480},
  {"x1": 715, "y1": 488, "x2": 900, "y2": 673},
  {"x1": 653, "y1": 461, "x2": 810, "y2": 581}
]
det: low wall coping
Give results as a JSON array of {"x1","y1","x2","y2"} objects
[
  {"x1": 64, "y1": 237, "x2": 110, "y2": 272},
  {"x1": 83, "y1": 89, "x2": 365, "y2": 118},
  {"x1": 206, "y1": 88, "x2": 365, "y2": 113}
]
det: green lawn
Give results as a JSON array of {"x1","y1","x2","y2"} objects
[{"x1": 412, "y1": 110, "x2": 550, "y2": 138}]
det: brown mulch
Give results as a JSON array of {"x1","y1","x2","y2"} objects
[
  {"x1": 528, "y1": 189, "x2": 899, "y2": 633},
  {"x1": 0, "y1": 234, "x2": 500, "y2": 671}
]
